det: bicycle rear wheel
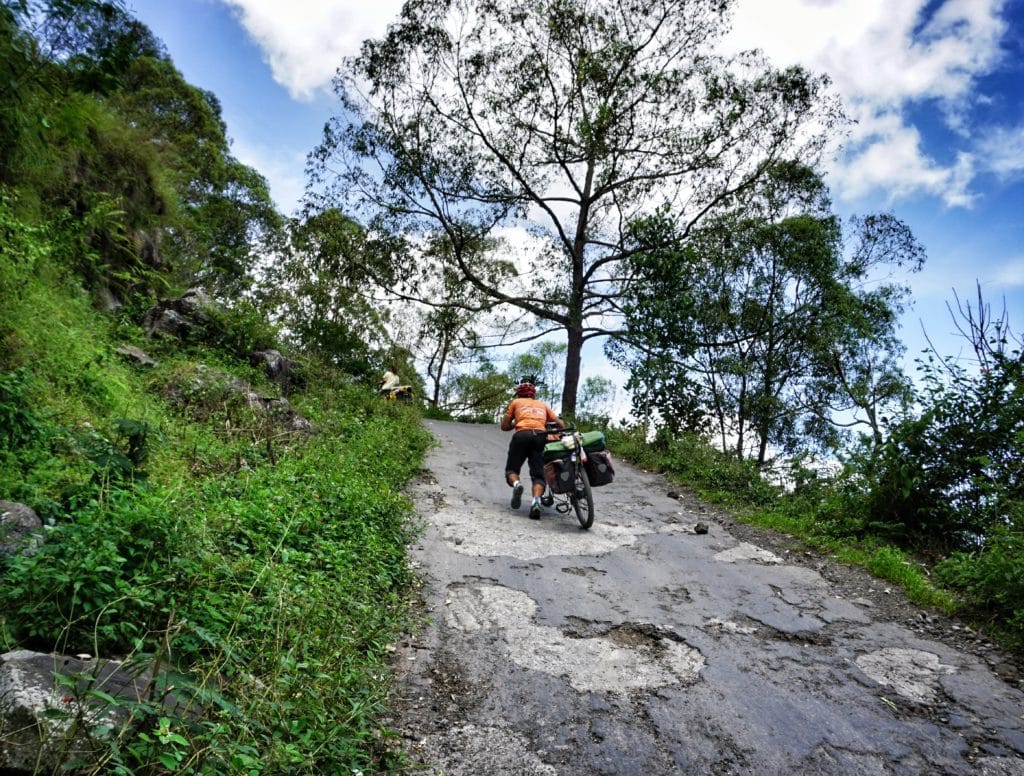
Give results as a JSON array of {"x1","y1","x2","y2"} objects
[{"x1": 570, "y1": 464, "x2": 594, "y2": 529}]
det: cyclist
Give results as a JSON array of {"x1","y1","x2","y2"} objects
[{"x1": 500, "y1": 380, "x2": 563, "y2": 519}]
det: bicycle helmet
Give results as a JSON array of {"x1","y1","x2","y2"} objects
[{"x1": 514, "y1": 381, "x2": 536, "y2": 398}]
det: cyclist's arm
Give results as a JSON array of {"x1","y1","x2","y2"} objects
[{"x1": 500, "y1": 401, "x2": 517, "y2": 431}]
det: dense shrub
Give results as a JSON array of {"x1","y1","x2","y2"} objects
[
  {"x1": 607, "y1": 424, "x2": 780, "y2": 506},
  {"x1": 851, "y1": 350, "x2": 1022, "y2": 556},
  {"x1": 935, "y1": 515, "x2": 1024, "y2": 647}
]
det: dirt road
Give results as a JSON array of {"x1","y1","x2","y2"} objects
[{"x1": 386, "y1": 420, "x2": 1024, "y2": 775}]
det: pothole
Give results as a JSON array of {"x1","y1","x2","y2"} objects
[
  {"x1": 855, "y1": 647, "x2": 957, "y2": 705},
  {"x1": 658, "y1": 584, "x2": 693, "y2": 603},
  {"x1": 445, "y1": 584, "x2": 705, "y2": 694},
  {"x1": 415, "y1": 723, "x2": 558, "y2": 776},
  {"x1": 704, "y1": 617, "x2": 759, "y2": 636},
  {"x1": 561, "y1": 566, "x2": 607, "y2": 577},
  {"x1": 606, "y1": 622, "x2": 683, "y2": 650},
  {"x1": 714, "y1": 542, "x2": 783, "y2": 565}
]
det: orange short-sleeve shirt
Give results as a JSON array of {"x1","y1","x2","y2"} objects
[{"x1": 501, "y1": 398, "x2": 560, "y2": 432}]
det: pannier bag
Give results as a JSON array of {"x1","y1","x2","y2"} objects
[
  {"x1": 584, "y1": 450, "x2": 615, "y2": 487},
  {"x1": 543, "y1": 430, "x2": 607, "y2": 462},
  {"x1": 544, "y1": 458, "x2": 575, "y2": 494}
]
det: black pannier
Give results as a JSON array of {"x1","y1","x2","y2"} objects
[
  {"x1": 584, "y1": 450, "x2": 615, "y2": 486},
  {"x1": 544, "y1": 458, "x2": 575, "y2": 494}
]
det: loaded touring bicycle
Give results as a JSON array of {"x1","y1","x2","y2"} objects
[{"x1": 541, "y1": 423, "x2": 615, "y2": 530}]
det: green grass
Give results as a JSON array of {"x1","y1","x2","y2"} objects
[{"x1": 1, "y1": 225, "x2": 434, "y2": 772}]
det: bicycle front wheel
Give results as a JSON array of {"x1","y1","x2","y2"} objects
[{"x1": 570, "y1": 464, "x2": 594, "y2": 529}]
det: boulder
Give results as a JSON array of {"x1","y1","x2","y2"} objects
[
  {"x1": 248, "y1": 349, "x2": 303, "y2": 394},
  {"x1": 0, "y1": 501, "x2": 43, "y2": 559},
  {"x1": 142, "y1": 288, "x2": 215, "y2": 340},
  {"x1": 0, "y1": 651, "x2": 169, "y2": 774},
  {"x1": 115, "y1": 344, "x2": 158, "y2": 367}
]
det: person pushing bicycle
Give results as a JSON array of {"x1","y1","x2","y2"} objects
[{"x1": 501, "y1": 378, "x2": 564, "y2": 519}]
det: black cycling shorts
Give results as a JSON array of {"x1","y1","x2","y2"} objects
[{"x1": 504, "y1": 430, "x2": 547, "y2": 487}]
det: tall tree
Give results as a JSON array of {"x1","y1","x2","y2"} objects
[
  {"x1": 310, "y1": 0, "x2": 841, "y2": 416},
  {"x1": 268, "y1": 209, "x2": 392, "y2": 376},
  {"x1": 613, "y1": 165, "x2": 924, "y2": 464}
]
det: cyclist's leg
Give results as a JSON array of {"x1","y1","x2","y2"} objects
[
  {"x1": 505, "y1": 433, "x2": 531, "y2": 508},
  {"x1": 504, "y1": 433, "x2": 530, "y2": 484},
  {"x1": 526, "y1": 437, "x2": 547, "y2": 498}
]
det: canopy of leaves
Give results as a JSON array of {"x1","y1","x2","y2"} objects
[
  {"x1": 612, "y1": 164, "x2": 923, "y2": 463},
  {"x1": 311, "y1": 0, "x2": 843, "y2": 413},
  {"x1": 1, "y1": 0, "x2": 280, "y2": 299}
]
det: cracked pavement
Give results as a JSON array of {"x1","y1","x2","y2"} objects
[{"x1": 385, "y1": 420, "x2": 1024, "y2": 775}]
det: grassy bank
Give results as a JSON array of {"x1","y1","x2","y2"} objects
[{"x1": 0, "y1": 244, "x2": 431, "y2": 772}]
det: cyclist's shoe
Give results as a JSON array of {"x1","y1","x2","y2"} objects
[
  {"x1": 510, "y1": 480, "x2": 524, "y2": 509},
  {"x1": 541, "y1": 490, "x2": 554, "y2": 507},
  {"x1": 529, "y1": 502, "x2": 542, "y2": 520}
]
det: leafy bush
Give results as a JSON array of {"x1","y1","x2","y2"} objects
[
  {"x1": 0, "y1": 489, "x2": 197, "y2": 654},
  {"x1": 203, "y1": 299, "x2": 280, "y2": 357},
  {"x1": 0, "y1": 189, "x2": 50, "y2": 300},
  {"x1": 2, "y1": 379, "x2": 431, "y2": 773},
  {"x1": 608, "y1": 424, "x2": 780, "y2": 506},
  {"x1": 935, "y1": 516, "x2": 1024, "y2": 645},
  {"x1": 0, "y1": 367, "x2": 44, "y2": 449},
  {"x1": 854, "y1": 350, "x2": 1023, "y2": 556}
]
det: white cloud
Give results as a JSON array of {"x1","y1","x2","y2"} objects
[
  {"x1": 976, "y1": 123, "x2": 1024, "y2": 179},
  {"x1": 727, "y1": 0, "x2": 1009, "y2": 207},
  {"x1": 992, "y1": 257, "x2": 1024, "y2": 287},
  {"x1": 224, "y1": 0, "x2": 1014, "y2": 210},
  {"x1": 231, "y1": 136, "x2": 308, "y2": 215},
  {"x1": 828, "y1": 107, "x2": 980, "y2": 207},
  {"x1": 220, "y1": 0, "x2": 405, "y2": 100}
]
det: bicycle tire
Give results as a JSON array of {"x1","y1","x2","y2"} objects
[{"x1": 570, "y1": 463, "x2": 594, "y2": 529}]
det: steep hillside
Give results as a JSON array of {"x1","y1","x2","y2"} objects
[{"x1": 1, "y1": 199, "x2": 430, "y2": 772}]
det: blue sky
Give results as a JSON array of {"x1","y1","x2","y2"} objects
[{"x1": 126, "y1": 0, "x2": 1023, "y2": 391}]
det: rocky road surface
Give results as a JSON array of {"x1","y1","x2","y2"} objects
[{"x1": 385, "y1": 420, "x2": 1024, "y2": 775}]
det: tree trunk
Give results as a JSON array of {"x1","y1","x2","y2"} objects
[{"x1": 561, "y1": 326, "x2": 583, "y2": 419}]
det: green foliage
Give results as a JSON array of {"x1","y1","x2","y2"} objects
[
  {"x1": 203, "y1": 299, "x2": 281, "y2": 357},
  {"x1": 851, "y1": 348, "x2": 1023, "y2": 555},
  {"x1": 577, "y1": 375, "x2": 615, "y2": 428},
  {"x1": 614, "y1": 169, "x2": 922, "y2": 464},
  {"x1": 1, "y1": 352, "x2": 433, "y2": 772},
  {"x1": 607, "y1": 425, "x2": 780, "y2": 507},
  {"x1": 1, "y1": 489, "x2": 194, "y2": 654},
  {"x1": 442, "y1": 357, "x2": 514, "y2": 422},
  {"x1": 0, "y1": 5, "x2": 436, "y2": 772},
  {"x1": 935, "y1": 519, "x2": 1024, "y2": 645},
  {"x1": 0, "y1": 367, "x2": 44, "y2": 448},
  {"x1": 0, "y1": 188, "x2": 50, "y2": 297}
]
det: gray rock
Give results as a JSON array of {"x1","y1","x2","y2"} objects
[
  {"x1": 0, "y1": 501, "x2": 43, "y2": 559},
  {"x1": 249, "y1": 349, "x2": 302, "y2": 393},
  {"x1": 143, "y1": 288, "x2": 216, "y2": 340},
  {"x1": 115, "y1": 344, "x2": 158, "y2": 367},
  {"x1": 0, "y1": 650, "x2": 168, "y2": 774}
]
